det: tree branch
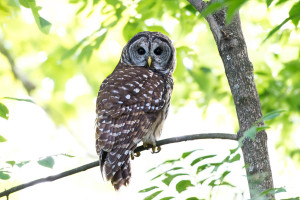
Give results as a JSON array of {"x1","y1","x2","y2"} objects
[
  {"x1": 0, "y1": 40, "x2": 36, "y2": 94},
  {"x1": 0, "y1": 133, "x2": 236, "y2": 198}
]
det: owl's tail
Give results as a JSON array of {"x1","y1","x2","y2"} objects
[
  {"x1": 100, "y1": 150, "x2": 131, "y2": 190},
  {"x1": 111, "y1": 157, "x2": 131, "y2": 190}
]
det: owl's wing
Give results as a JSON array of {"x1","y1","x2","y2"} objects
[{"x1": 95, "y1": 65, "x2": 168, "y2": 178}]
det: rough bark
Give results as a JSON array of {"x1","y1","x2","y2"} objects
[{"x1": 187, "y1": 1, "x2": 274, "y2": 199}]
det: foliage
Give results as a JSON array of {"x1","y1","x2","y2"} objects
[
  {"x1": 139, "y1": 149, "x2": 240, "y2": 199},
  {"x1": 0, "y1": 153, "x2": 74, "y2": 180},
  {"x1": 139, "y1": 110, "x2": 286, "y2": 199}
]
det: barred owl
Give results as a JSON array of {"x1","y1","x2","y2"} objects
[{"x1": 95, "y1": 31, "x2": 176, "y2": 190}]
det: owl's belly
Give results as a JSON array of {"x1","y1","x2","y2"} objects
[{"x1": 142, "y1": 101, "x2": 170, "y2": 146}]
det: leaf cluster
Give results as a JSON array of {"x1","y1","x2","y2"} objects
[
  {"x1": 139, "y1": 149, "x2": 240, "y2": 200},
  {"x1": 0, "y1": 153, "x2": 74, "y2": 180}
]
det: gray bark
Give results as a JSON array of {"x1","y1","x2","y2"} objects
[{"x1": 187, "y1": 1, "x2": 274, "y2": 199}]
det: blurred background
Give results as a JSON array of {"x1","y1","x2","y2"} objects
[{"x1": 0, "y1": 0, "x2": 300, "y2": 199}]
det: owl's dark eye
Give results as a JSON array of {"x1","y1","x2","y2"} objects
[
  {"x1": 137, "y1": 47, "x2": 146, "y2": 55},
  {"x1": 154, "y1": 47, "x2": 163, "y2": 55}
]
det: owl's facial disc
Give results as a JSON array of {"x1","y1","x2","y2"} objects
[
  {"x1": 150, "y1": 38, "x2": 172, "y2": 74},
  {"x1": 127, "y1": 36, "x2": 150, "y2": 66}
]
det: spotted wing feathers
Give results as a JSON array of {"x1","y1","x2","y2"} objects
[{"x1": 95, "y1": 65, "x2": 167, "y2": 190}]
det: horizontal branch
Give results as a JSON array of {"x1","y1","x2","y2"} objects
[
  {"x1": 0, "y1": 133, "x2": 236, "y2": 198},
  {"x1": 134, "y1": 133, "x2": 237, "y2": 152}
]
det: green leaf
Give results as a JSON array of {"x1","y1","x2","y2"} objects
[
  {"x1": 275, "y1": 0, "x2": 289, "y2": 6},
  {"x1": 162, "y1": 173, "x2": 188, "y2": 186},
  {"x1": 196, "y1": 164, "x2": 211, "y2": 174},
  {"x1": 176, "y1": 180, "x2": 194, "y2": 193},
  {"x1": 289, "y1": 1, "x2": 300, "y2": 26},
  {"x1": 208, "y1": 179, "x2": 217, "y2": 187},
  {"x1": 226, "y1": 0, "x2": 247, "y2": 24},
  {"x1": 144, "y1": 190, "x2": 163, "y2": 200},
  {"x1": 257, "y1": 110, "x2": 285, "y2": 123},
  {"x1": 220, "y1": 170, "x2": 231, "y2": 181},
  {"x1": 0, "y1": 135, "x2": 7, "y2": 142},
  {"x1": 229, "y1": 146, "x2": 240, "y2": 155},
  {"x1": 0, "y1": 171, "x2": 10, "y2": 180},
  {"x1": 241, "y1": 125, "x2": 257, "y2": 142},
  {"x1": 211, "y1": 162, "x2": 223, "y2": 172},
  {"x1": 151, "y1": 173, "x2": 164, "y2": 181},
  {"x1": 37, "y1": 156, "x2": 55, "y2": 168},
  {"x1": 263, "y1": 17, "x2": 291, "y2": 42},
  {"x1": 19, "y1": 0, "x2": 31, "y2": 8},
  {"x1": 266, "y1": 0, "x2": 274, "y2": 7},
  {"x1": 147, "y1": 166, "x2": 157, "y2": 173},
  {"x1": 190, "y1": 155, "x2": 216, "y2": 166},
  {"x1": 38, "y1": 16, "x2": 52, "y2": 33},
  {"x1": 3, "y1": 97, "x2": 35, "y2": 103},
  {"x1": 259, "y1": 187, "x2": 286, "y2": 196},
  {"x1": 151, "y1": 167, "x2": 183, "y2": 181},
  {"x1": 160, "y1": 197, "x2": 174, "y2": 200},
  {"x1": 6, "y1": 161, "x2": 15, "y2": 166},
  {"x1": 220, "y1": 181, "x2": 235, "y2": 187},
  {"x1": 139, "y1": 186, "x2": 159, "y2": 193},
  {"x1": 229, "y1": 154, "x2": 240, "y2": 163},
  {"x1": 201, "y1": 1, "x2": 223, "y2": 18},
  {"x1": 16, "y1": 160, "x2": 30, "y2": 167},
  {"x1": 186, "y1": 197, "x2": 201, "y2": 200},
  {"x1": 198, "y1": 178, "x2": 209, "y2": 185},
  {"x1": 22, "y1": 0, "x2": 52, "y2": 34},
  {"x1": 181, "y1": 149, "x2": 202, "y2": 159},
  {"x1": 147, "y1": 158, "x2": 181, "y2": 172},
  {"x1": 60, "y1": 153, "x2": 75, "y2": 158},
  {"x1": 0, "y1": 102, "x2": 9, "y2": 120},
  {"x1": 78, "y1": 44, "x2": 93, "y2": 62},
  {"x1": 61, "y1": 37, "x2": 87, "y2": 60},
  {"x1": 93, "y1": 0, "x2": 100, "y2": 5},
  {"x1": 93, "y1": 31, "x2": 107, "y2": 49}
]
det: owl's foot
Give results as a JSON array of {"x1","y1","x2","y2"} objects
[
  {"x1": 130, "y1": 151, "x2": 140, "y2": 160},
  {"x1": 151, "y1": 146, "x2": 161, "y2": 154}
]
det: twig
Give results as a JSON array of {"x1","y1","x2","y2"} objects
[
  {"x1": 0, "y1": 133, "x2": 237, "y2": 198},
  {"x1": 187, "y1": 0, "x2": 223, "y2": 45},
  {"x1": 0, "y1": 40, "x2": 36, "y2": 94},
  {"x1": 134, "y1": 133, "x2": 237, "y2": 152}
]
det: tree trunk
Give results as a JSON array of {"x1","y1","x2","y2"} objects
[{"x1": 187, "y1": 1, "x2": 274, "y2": 199}]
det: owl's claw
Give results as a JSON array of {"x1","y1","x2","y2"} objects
[
  {"x1": 151, "y1": 146, "x2": 161, "y2": 154},
  {"x1": 131, "y1": 151, "x2": 141, "y2": 160}
]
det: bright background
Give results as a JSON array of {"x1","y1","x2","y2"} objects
[{"x1": 0, "y1": 0, "x2": 300, "y2": 199}]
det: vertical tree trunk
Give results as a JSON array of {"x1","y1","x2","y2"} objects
[{"x1": 187, "y1": 1, "x2": 274, "y2": 199}]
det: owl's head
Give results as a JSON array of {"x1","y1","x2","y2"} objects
[{"x1": 121, "y1": 31, "x2": 176, "y2": 75}]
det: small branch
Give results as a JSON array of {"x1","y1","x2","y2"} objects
[
  {"x1": 186, "y1": 0, "x2": 208, "y2": 12},
  {"x1": 0, "y1": 133, "x2": 236, "y2": 198},
  {"x1": 187, "y1": 0, "x2": 223, "y2": 45},
  {"x1": 134, "y1": 133, "x2": 237, "y2": 152},
  {"x1": 0, "y1": 40, "x2": 36, "y2": 94}
]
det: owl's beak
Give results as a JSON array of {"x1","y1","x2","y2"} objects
[{"x1": 148, "y1": 56, "x2": 152, "y2": 67}]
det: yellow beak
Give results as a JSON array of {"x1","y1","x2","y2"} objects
[{"x1": 148, "y1": 56, "x2": 152, "y2": 67}]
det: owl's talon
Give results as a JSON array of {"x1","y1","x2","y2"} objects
[
  {"x1": 135, "y1": 152, "x2": 141, "y2": 157},
  {"x1": 131, "y1": 151, "x2": 141, "y2": 160},
  {"x1": 151, "y1": 146, "x2": 161, "y2": 154}
]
